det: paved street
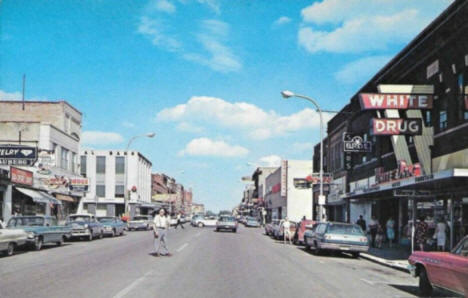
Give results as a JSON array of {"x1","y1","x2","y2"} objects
[{"x1": 0, "y1": 226, "x2": 459, "y2": 298}]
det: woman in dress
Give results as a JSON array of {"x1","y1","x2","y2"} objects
[
  {"x1": 386, "y1": 217, "x2": 395, "y2": 248},
  {"x1": 415, "y1": 215, "x2": 429, "y2": 251},
  {"x1": 434, "y1": 217, "x2": 447, "y2": 251}
]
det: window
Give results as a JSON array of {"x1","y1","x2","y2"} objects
[
  {"x1": 96, "y1": 156, "x2": 106, "y2": 174},
  {"x1": 80, "y1": 156, "x2": 87, "y2": 176},
  {"x1": 96, "y1": 185, "x2": 106, "y2": 197},
  {"x1": 61, "y1": 148, "x2": 69, "y2": 170},
  {"x1": 71, "y1": 152, "x2": 76, "y2": 173},
  {"x1": 115, "y1": 156, "x2": 125, "y2": 174},
  {"x1": 424, "y1": 110, "x2": 432, "y2": 126},
  {"x1": 115, "y1": 185, "x2": 125, "y2": 198},
  {"x1": 439, "y1": 111, "x2": 448, "y2": 130}
]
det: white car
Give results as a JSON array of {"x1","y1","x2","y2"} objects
[
  {"x1": 196, "y1": 216, "x2": 218, "y2": 227},
  {"x1": 0, "y1": 222, "x2": 28, "y2": 256}
]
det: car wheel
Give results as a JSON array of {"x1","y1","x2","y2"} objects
[
  {"x1": 35, "y1": 237, "x2": 43, "y2": 251},
  {"x1": 419, "y1": 267, "x2": 433, "y2": 296},
  {"x1": 351, "y1": 252, "x2": 360, "y2": 258},
  {"x1": 56, "y1": 237, "x2": 64, "y2": 246},
  {"x1": 215, "y1": 228, "x2": 219, "y2": 232},
  {"x1": 198, "y1": 222, "x2": 204, "y2": 228},
  {"x1": 313, "y1": 242, "x2": 321, "y2": 255},
  {"x1": 6, "y1": 242, "x2": 15, "y2": 256},
  {"x1": 88, "y1": 230, "x2": 93, "y2": 241}
]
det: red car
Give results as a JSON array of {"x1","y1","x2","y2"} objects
[
  {"x1": 408, "y1": 236, "x2": 468, "y2": 296},
  {"x1": 293, "y1": 220, "x2": 316, "y2": 245}
]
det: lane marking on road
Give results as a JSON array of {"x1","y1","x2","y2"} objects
[
  {"x1": 177, "y1": 243, "x2": 188, "y2": 252},
  {"x1": 113, "y1": 270, "x2": 153, "y2": 298}
]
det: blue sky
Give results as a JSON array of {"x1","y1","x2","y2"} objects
[{"x1": 0, "y1": 0, "x2": 453, "y2": 211}]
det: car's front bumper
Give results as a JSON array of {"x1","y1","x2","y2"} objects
[
  {"x1": 217, "y1": 225, "x2": 236, "y2": 229},
  {"x1": 70, "y1": 229, "x2": 91, "y2": 237},
  {"x1": 319, "y1": 242, "x2": 369, "y2": 252},
  {"x1": 128, "y1": 223, "x2": 148, "y2": 229}
]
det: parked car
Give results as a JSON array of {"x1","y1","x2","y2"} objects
[
  {"x1": 7, "y1": 216, "x2": 71, "y2": 250},
  {"x1": 97, "y1": 216, "x2": 126, "y2": 237},
  {"x1": 304, "y1": 222, "x2": 368, "y2": 258},
  {"x1": 293, "y1": 220, "x2": 316, "y2": 245},
  {"x1": 191, "y1": 214, "x2": 204, "y2": 227},
  {"x1": 169, "y1": 217, "x2": 178, "y2": 226},
  {"x1": 0, "y1": 221, "x2": 28, "y2": 256},
  {"x1": 66, "y1": 214, "x2": 104, "y2": 241},
  {"x1": 216, "y1": 216, "x2": 238, "y2": 232},
  {"x1": 408, "y1": 235, "x2": 468, "y2": 296},
  {"x1": 276, "y1": 220, "x2": 297, "y2": 240},
  {"x1": 265, "y1": 219, "x2": 279, "y2": 236},
  {"x1": 127, "y1": 215, "x2": 153, "y2": 231},
  {"x1": 271, "y1": 220, "x2": 283, "y2": 239},
  {"x1": 196, "y1": 216, "x2": 218, "y2": 227},
  {"x1": 245, "y1": 217, "x2": 261, "y2": 228}
]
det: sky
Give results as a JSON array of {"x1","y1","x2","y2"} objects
[{"x1": 0, "y1": 0, "x2": 453, "y2": 212}]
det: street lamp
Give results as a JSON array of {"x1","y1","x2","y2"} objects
[
  {"x1": 124, "y1": 132, "x2": 156, "y2": 217},
  {"x1": 281, "y1": 90, "x2": 326, "y2": 221}
]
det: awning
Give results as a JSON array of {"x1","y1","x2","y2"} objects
[
  {"x1": 15, "y1": 187, "x2": 50, "y2": 204},
  {"x1": 39, "y1": 191, "x2": 62, "y2": 205},
  {"x1": 55, "y1": 194, "x2": 76, "y2": 203}
]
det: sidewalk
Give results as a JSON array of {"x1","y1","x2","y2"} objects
[{"x1": 360, "y1": 245, "x2": 411, "y2": 272}]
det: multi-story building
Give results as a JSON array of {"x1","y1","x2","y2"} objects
[
  {"x1": 78, "y1": 150, "x2": 152, "y2": 218},
  {"x1": 191, "y1": 203, "x2": 205, "y2": 215},
  {"x1": 0, "y1": 100, "x2": 85, "y2": 222}
]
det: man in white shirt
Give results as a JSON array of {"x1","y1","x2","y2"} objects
[
  {"x1": 152, "y1": 208, "x2": 171, "y2": 257},
  {"x1": 174, "y1": 212, "x2": 185, "y2": 229},
  {"x1": 282, "y1": 217, "x2": 292, "y2": 245}
]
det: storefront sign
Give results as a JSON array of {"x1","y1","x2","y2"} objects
[
  {"x1": 0, "y1": 145, "x2": 38, "y2": 166},
  {"x1": 10, "y1": 167, "x2": 33, "y2": 186},
  {"x1": 69, "y1": 178, "x2": 89, "y2": 192},
  {"x1": 375, "y1": 161, "x2": 421, "y2": 185},
  {"x1": 36, "y1": 150, "x2": 56, "y2": 175},
  {"x1": 306, "y1": 173, "x2": 333, "y2": 184},
  {"x1": 343, "y1": 133, "x2": 372, "y2": 152},
  {"x1": 359, "y1": 93, "x2": 433, "y2": 110},
  {"x1": 371, "y1": 118, "x2": 422, "y2": 135},
  {"x1": 344, "y1": 152, "x2": 353, "y2": 170},
  {"x1": 281, "y1": 160, "x2": 287, "y2": 197},
  {"x1": 41, "y1": 176, "x2": 69, "y2": 189},
  {"x1": 272, "y1": 183, "x2": 281, "y2": 193},
  {"x1": 393, "y1": 189, "x2": 432, "y2": 197}
]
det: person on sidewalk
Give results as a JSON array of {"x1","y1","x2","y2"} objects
[
  {"x1": 386, "y1": 216, "x2": 395, "y2": 248},
  {"x1": 415, "y1": 215, "x2": 429, "y2": 251},
  {"x1": 152, "y1": 208, "x2": 172, "y2": 257},
  {"x1": 356, "y1": 215, "x2": 367, "y2": 233},
  {"x1": 282, "y1": 217, "x2": 292, "y2": 245},
  {"x1": 376, "y1": 224, "x2": 384, "y2": 249},
  {"x1": 369, "y1": 216, "x2": 378, "y2": 248},
  {"x1": 174, "y1": 212, "x2": 185, "y2": 229},
  {"x1": 434, "y1": 217, "x2": 447, "y2": 251}
]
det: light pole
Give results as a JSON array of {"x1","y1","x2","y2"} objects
[
  {"x1": 124, "y1": 132, "x2": 156, "y2": 217},
  {"x1": 281, "y1": 90, "x2": 326, "y2": 221}
]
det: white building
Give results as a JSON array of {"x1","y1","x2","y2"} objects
[
  {"x1": 78, "y1": 150, "x2": 152, "y2": 217},
  {"x1": 264, "y1": 160, "x2": 313, "y2": 222}
]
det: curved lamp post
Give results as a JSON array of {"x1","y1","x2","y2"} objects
[{"x1": 281, "y1": 90, "x2": 326, "y2": 221}]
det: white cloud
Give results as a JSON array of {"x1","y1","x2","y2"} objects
[
  {"x1": 82, "y1": 131, "x2": 124, "y2": 146},
  {"x1": 153, "y1": 0, "x2": 176, "y2": 13},
  {"x1": 137, "y1": 16, "x2": 181, "y2": 52},
  {"x1": 335, "y1": 55, "x2": 391, "y2": 85},
  {"x1": 274, "y1": 16, "x2": 291, "y2": 26},
  {"x1": 292, "y1": 142, "x2": 314, "y2": 153},
  {"x1": 0, "y1": 90, "x2": 22, "y2": 101},
  {"x1": 122, "y1": 121, "x2": 136, "y2": 128},
  {"x1": 298, "y1": 0, "x2": 453, "y2": 54},
  {"x1": 157, "y1": 96, "x2": 334, "y2": 140},
  {"x1": 179, "y1": 138, "x2": 248, "y2": 157},
  {"x1": 184, "y1": 20, "x2": 241, "y2": 73},
  {"x1": 258, "y1": 155, "x2": 282, "y2": 167},
  {"x1": 197, "y1": 0, "x2": 220, "y2": 14},
  {"x1": 176, "y1": 122, "x2": 204, "y2": 133}
]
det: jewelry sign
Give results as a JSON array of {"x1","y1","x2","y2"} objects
[
  {"x1": 0, "y1": 145, "x2": 38, "y2": 166},
  {"x1": 343, "y1": 133, "x2": 372, "y2": 152}
]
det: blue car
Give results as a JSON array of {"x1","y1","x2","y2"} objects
[
  {"x1": 245, "y1": 217, "x2": 261, "y2": 228},
  {"x1": 7, "y1": 216, "x2": 71, "y2": 251},
  {"x1": 97, "y1": 216, "x2": 126, "y2": 237}
]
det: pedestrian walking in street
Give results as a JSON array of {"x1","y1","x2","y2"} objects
[
  {"x1": 386, "y1": 216, "x2": 395, "y2": 248},
  {"x1": 415, "y1": 215, "x2": 429, "y2": 251},
  {"x1": 152, "y1": 208, "x2": 172, "y2": 257},
  {"x1": 282, "y1": 217, "x2": 292, "y2": 245},
  {"x1": 369, "y1": 216, "x2": 378, "y2": 248},
  {"x1": 356, "y1": 215, "x2": 367, "y2": 233},
  {"x1": 376, "y1": 224, "x2": 384, "y2": 249},
  {"x1": 174, "y1": 212, "x2": 185, "y2": 229},
  {"x1": 434, "y1": 217, "x2": 447, "y2": 251}
]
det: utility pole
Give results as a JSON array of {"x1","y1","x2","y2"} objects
[{"x1": 22, "y1": 74, "x2": 26, "y2": 111}]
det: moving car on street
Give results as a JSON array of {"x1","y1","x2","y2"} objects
[
  {"x1": 293, "y1": 220, "x2": 316, "y2": 245},
  {"x1": 0, "y1": 221, "x2": 28, "y2": 256},
  {"x1": 408, "y1": 235, "x2": 468, "y2": 297},
  {"x1": 7, "y1": 215, "x2": 71, "y2": 250},
  {"x1": 216, "y1": 216, "x2": 238, "y2": 232},
  {"x1": 66, "y1": 214, "x2": 104, "y2": 241},
  {"x1": 304, "y1": 222, "x2": 368, "y2": 258},
  {"x1": 191, "y1": 214, "x2": 204, "y2": 227},
  {"x1": 127, "y1": 215, "x2": 153, "y2": 231},
  {"x1": 245, "y1": 217, "x2": 261, "y2": 228},
  {"x1": 97, "y1": 216, "x2": 126, "y2": 237},
  {"x1": 196, "y1": 216, "x2": 217, "y2": 227}
]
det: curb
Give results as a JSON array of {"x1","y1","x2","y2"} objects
[{"x1": 360, "y1": 253, "x2": 409, "y2": 273}]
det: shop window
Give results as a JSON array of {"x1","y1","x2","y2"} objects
[
  {"x1": 96, "y1": 185, "x2": 106, "y2": 197},
  {"x1": 61, "y1": 148, "x2": 69, "y2": 170},
  {"x1": 115, "y1": 156, "x2": 125, "y2": 174},
  {"x1": 115, "y1": 185, "x2": 125, "y2": 198},
  {"x1": 424, "y1": 110, "x2": 432, "y2": 126},
  {"x1": 80, "y1": 156, "x2": 87, "y2": 177},
  {"x1": 96, "y1": 156, "x2": 106, "y2": 174},
  {"x1": 439, "y1": 110, "x2": 447, "y2": 130}
]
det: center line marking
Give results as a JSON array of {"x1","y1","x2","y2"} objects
[
  {"x1": 177, "y1": 243, "x2": 188, "y2": 252},
  {"x1": 114, "y1": 270, "x2": 153, "y2": 298}
]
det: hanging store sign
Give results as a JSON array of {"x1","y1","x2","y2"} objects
[
  {"x1": 0, "y1": 145, "x2": 38, "y2": 166},
  {"x1": 359, "y1": 93, "x2": 433, "y2": 110},
  {"x1": 393, "y1": 189, "x2": 432, "y2": 197},
  {"x1": 375, "y1": 161, "x2": 421, "y2": 185},
  {"x1": 10, "y1": 167, "x2": 33, "y2": 186},
  {"x1": 68, "y1": 178, "x2": 89, "y2": 192},
  {"x1": 371, "y1": 118, "x2": 422, "y2": 135},
  {"x1": 343, "y1": 133, "x2": 372, "y2": 152},
  {"x1": 306, "y1": 173, "x2": 333, "y2": 184},
  {"x1": 281, "y1": 160, "x2": 288, "y2": 197},
  {"x1": 36, "y1": 150, "x2": 56, "y2": 175}
]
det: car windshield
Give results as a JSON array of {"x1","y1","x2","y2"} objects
[
  {"x1": 247, "y1": 218, "x2": 257, "y2": 222},
  {"x1": 220, "y1": 217, "x2": 235, "y2": 222},
  {"x1": 8, "y1": 217, "x2": 44, "y2": 227},
  {"x1": 98, "y1": 217, "x2": 114, "y2": 222},
  {"x1": 68, "y1": 216, "x2": 91, "y2": 223},
  {"x1": 326, "y1": 224, "x2": 364, "y2": 236}
]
